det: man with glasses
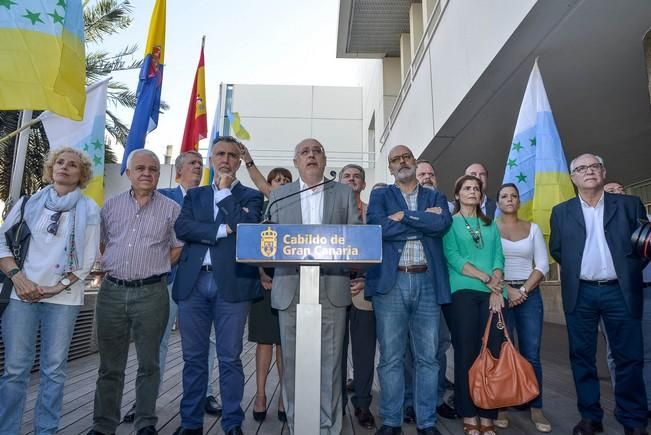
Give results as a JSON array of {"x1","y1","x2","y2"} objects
[
  {"x1": 268, "y1": 138, "x2": 361, "y2": 434},
  {"x1": 550, "y1": 154, "x2": 648, "y2": 435},
  {"x1": 366, "y1": 145, "x2": 452, "y2": 435}
]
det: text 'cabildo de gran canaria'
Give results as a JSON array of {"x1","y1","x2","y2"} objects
[{"x1": 282, "y1": 234, "x2": 359, "y2": 256}]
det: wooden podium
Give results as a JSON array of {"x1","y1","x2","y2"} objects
[{"x1": 236, "y1": 224, "x2": 382, "y2": 434}]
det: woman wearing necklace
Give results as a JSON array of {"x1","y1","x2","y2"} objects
[
  {"x1": 443, "y1": 175, "x2": 506, "y2": 435},
  {"x1": 494, "y1": 183, "x2": 551, "y2": 432}
]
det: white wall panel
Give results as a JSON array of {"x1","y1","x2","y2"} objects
[{"x1": 312, "y1": 86, "x2": 362, "y2": 120}]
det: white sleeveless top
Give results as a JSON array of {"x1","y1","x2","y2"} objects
[{"x1": 501, "y1": 222, "x2": 550, "y2": 281}]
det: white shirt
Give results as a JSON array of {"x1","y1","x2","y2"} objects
[
  {"x1": 203, "y1": 182, "x2": 235, "y2": 265},
  {"x1": 0, "y1": 199, "x2": 100, "y2": 306},
  {"x1": 501, "y1": 223, "x2": 550, "y2": 281},
  {"x1": 299, "y1": 177, "x2": 324, "y2": 225},
  {"x1": 579, "y1": 193, "x2": 617, "y2": 280}
]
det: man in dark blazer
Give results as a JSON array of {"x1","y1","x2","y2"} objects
[
  {"x1": 172, "y1": 137, "x2": 263, "y2": 435},
  {"x1": 366, "y1": 145, "x2": 452, "y2": 435},
  {"x1": 268, "y1": 138, "x2": 361, "y2": 434},
  {"x1": 550, "y1": 153, "x2": 648, "y2": 435}
]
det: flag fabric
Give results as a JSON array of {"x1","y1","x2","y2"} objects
[
  {"x1": 40, "y1": 78, "x2": 109, "y2": 206},
  {"x1": 121, "y1": 0, "x2": 166, "y2": 174},
  {"x1": 227, "y1": 111, "x2": 250, "y2": 140},
  {"x1": 203, "y1": 94, "x2": 223, "y2": 186},
  {"x1": 180, "y1": 40, "x2": 207, "y2": 153},
  {"x1": 500, "y1": 60, "x2": 575, "y2": 238},
  {"x1": 0, "y1": 0, "x2": 86, "y2": 120}
]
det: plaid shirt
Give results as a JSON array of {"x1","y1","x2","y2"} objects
[{"x1": 398, "y1": 184, "x2": 427, "y2": 266}]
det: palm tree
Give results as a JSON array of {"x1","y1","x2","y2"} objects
[{"x1": 0, "y1": 0, "x2": 167, "y2": 202}]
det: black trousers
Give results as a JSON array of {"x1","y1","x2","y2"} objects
[
  {"x1": 447, "y1": 290, "x2": 505, "y2": 419},
  {"x1": 342, "y1": 305, "x2": 377, "y2": 409}
]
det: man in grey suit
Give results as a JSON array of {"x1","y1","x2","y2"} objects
[{"x1": 268, "y1": 138, "x2": 361, "y2": 434}]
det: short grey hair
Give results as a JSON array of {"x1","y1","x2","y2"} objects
[
  {"x1": 339, "y1": 164, "x2": 365, "y2": 182},
  {"x1": 126, "y1": 149, "x2": 160, "y2": 170},
  {"x1": 174, "y1": 151, "x2": 203, "y2": 175},
  {"x1": 569, "y1": 154, "x2": 605, "y2": 172},
  {"x1": 294, "y1": 138, "x2": 324, "y2": 157}
]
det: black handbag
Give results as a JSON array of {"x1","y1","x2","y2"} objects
[{"x1": 0, "y1": 195, "x2": 31, "y2": 317}]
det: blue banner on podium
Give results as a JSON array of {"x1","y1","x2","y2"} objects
[{"x1": 236, "y1": 224, "x2": 382, "y2": 266}]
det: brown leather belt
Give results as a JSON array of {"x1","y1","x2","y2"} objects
[{"x1": 397, "y1": 265, "x2": 428, "y2": 273}]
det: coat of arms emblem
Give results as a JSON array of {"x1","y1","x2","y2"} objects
[{"x1": 260, "y1": 226, "x2": 278, "y2": 257}]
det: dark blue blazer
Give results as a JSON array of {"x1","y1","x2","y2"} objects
[
  {"x1": 173, "y1": 182, "x2": 264, "y2": 303},
  {"x1": 365, "y1": 185, "x2": 453, "y2": 304},
  {"x1": 158, "y1": 186, "x2": 184, "y2": 284},
  {"x1": 550, "y1": 192, "x2": 648, "y2": 318}
]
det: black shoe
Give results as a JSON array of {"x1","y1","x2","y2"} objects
[
  {"x1": 346, "y1": 378, "x2": 355, "y2": 393},
  {"x1": 136, "y1": 426, "x2": 157, "y2": 435},
  {"x1": 123, "y1": 403, "x2": 136, "y2": 423},
  {"x1": 375, "y1": 425, "x2": 402, "y2": 435},
  {"x1": 624, "y1": 428, "x2": 648, "y2": 435},
  {"x1": 572, "y1": 419, "x2": 604, "y2": 435},
  {"x1": 225, "y1": 427, "x2": 244, "y2": 435},
  {"x1": 417, "y1": 428, "x2": 441, "y2": 435},
  {"x1": 436, "y1": 402, "x2": 459, "y2": 419},
  {"x1": 354, "y1": 407, "x2": 376, "y2": 429},
  {"x1": 172, "y1": 428, "x2": 203, "y2": 435},
  {"x1": 252, "y1": 407, "x2": 267, "y2": 422},
  {"x1": 403, "y1": 406, "x2": 416, "y2": 424},
  {"x1": 204, "y1": 395, "x2": 222, "y2": 416},
  {"x1": 278, "y1": 410, "x2": 287, "y2": 422}
]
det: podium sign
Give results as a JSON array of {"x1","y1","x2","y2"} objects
[
  {"x1": 236, "y1": 224, "x2": 381, "y2": 433},
  {"x1": 236, "y1": 224, "x2": 382, "y2": 265}
]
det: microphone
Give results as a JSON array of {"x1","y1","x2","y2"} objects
[{"x1": 263, "y1": 170, "x2": 337, "y2": 223}]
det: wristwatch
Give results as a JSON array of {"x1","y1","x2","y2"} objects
[
  {"x1": 59, "y1": 277, "x2": 72, "y2": 288},
  {"x1": 519, "y1": 285, "x2": 528, "y2": 295},
  {"x1": 482, "y1": 275, "x2": 491, "y2": 284},
  {"x1": 245, "y1": 160, "x2": 255, "y2": 168}
]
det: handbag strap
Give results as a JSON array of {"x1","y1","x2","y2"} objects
[
  {"x1": 10, "y1": 195, "x2": 30, "y2": 261},
  {"x1": 480, "y1": 310, "x2": 514, "y2": 351}
]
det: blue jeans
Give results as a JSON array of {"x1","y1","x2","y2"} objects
[
  {"x1": 374, "y1": 272, "x2": 441, "y2": 429},
  {"x1": 178, "y1": 271, "x2": 249, "y2": 432},
  {"x1": 565, "y1": 281, "x2": 647, "y2": 429},
  {"x1": 644, "y1": 287, "x2": 651, "y2": 410},
  {"x1": 0, "y1": 299, "x2": 80, "y2": 435},
  {"x1": 507, "y1": 288, "x2": 544, "y2": 408}
]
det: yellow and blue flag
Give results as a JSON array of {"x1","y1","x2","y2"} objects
[
  {"x1": 500, "y1": 60, "x2": 575, "y2": 238},
  {"x1": 121, "y1": 0, "x2": 166, "y2": 174},
  {"x1": 39, "y1": 79, "x2": 109, "y2": 206},
  {"x1": 0, "y1": 0, "x2": 86, "y2": 120},
  {"x1": 227, "y1": 111, "x2": 251, "y2": 140}
]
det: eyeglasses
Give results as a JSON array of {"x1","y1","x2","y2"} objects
[
  {"x1": 389, "y1": 153, "x2": 414, "y2": 164},
  {"x1": 47, "y1": 211, "x2": 62, "y2": 235},
  {"x1": 572, "y1": 162, "x2": 603, "y2": 175}
]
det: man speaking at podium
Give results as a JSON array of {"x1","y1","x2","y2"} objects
[{"x1": 268, "y1": 138, "x2": 361, "y2": 434}]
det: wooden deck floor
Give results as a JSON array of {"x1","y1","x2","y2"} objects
[{"x1": 17, "y1": 322, "x2": 626, "y2": 435}]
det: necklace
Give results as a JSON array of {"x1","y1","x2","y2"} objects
[{"x1": 460, "y1": 212, "x2": 484, "y2": 249}]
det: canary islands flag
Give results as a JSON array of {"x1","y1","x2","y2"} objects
[
  {"x1": 500, "y1": 60, "x2": 574, "y2": 238},
  {"x1": 0, "y1": 0, "x2": 86, "y2": 120},
  {"x1": 227, "y1": 111, "x2": 250, "y2": 140},
  {"x1": 39, "y1": 78, "x2": 109, "y2": 206},
  {"x1": 180, "y1": 38, "x2": 207, "y2": 153},
  {"x1": 121, "y1": 0, "x2": 166, "y2": 174}
]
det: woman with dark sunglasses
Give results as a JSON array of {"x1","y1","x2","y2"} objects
[
  {"x1": 442, "y1": 175, "x2": 506, "y2": 435},
  {"x1": 0, "y1": 147, "x2": 100, "y2": 434}
]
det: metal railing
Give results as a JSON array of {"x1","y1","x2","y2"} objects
[{"x1": 243, "y1": 148, "x2": 376, "y2": 168}]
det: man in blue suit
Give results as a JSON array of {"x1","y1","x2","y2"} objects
[
  {"x1": 172, "y1": 136, "x2": 263, "y2": 435},
  {"x1": 550, "y1": 153, "x2": 648, "y2": 435},
  {"x1": 366, "y1": 145, "x2": 452, "y2": 435}
]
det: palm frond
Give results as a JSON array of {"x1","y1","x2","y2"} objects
[{"x1": 84, "y1": 0, "x2": 133, "y2": 44}]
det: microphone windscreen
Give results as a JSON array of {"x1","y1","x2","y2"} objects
[{"x1": 329, "y1": 170, "x2": 337, "y2": 178}]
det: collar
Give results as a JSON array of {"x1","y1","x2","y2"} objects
[
  {"x1": 299, "y1": 177, "x2": 325, "y2": 192},
  {"x1": 395, "y1": 183, "x2": 419, "y2": 196},
  {"x1": 179, "y1": 185, "x2": 187, "y2": 197},
  {"x1": 579, "y1": 191, "x2": 605, "y2": 209},
  {"x1": 129, "y1": 188, "x2": 156, "y2": 199},
  {"x1": 212, "y1": 179, "x2": 240, "y2": 191}
]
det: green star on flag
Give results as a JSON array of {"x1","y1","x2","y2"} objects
[
  {"x1": 512, "y1": 141, "x2": 522, "y2": 152},
  {"x1": 516, "y1": 172, "x2": 527, "y2": 183},
  {"x1": 48, "y1": 9, "x2": 64, "y2": 24},
  {"x1": 57, "y1": 0, "x2": 67, "y2": 9},
  {"x1": 92, "y1": 139, "x2": 103, "y2": 150},
  {"x1": 23, "y1": 9, "x2": 44, "y2": 25},
  {"x1": 83, "y1": 143, "x2": 89, "y2": 152},
  {"x1": 530, "y1": 137, "x2": 537, "y2": 147},
  {"x1": 507, "y1": 159, "x2": 518, "y2": 169},
  {"x1": 93, "y1": 155, "x2": 102, "y2": 166},
  {"x1": 0, "y1": 0, "x2": 17, "y2": 10}
]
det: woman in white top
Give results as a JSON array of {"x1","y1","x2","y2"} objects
[
  {"x1": 495, "y1": 183, "x2": 551, "y2": 433},
  {"x1": 0, "y1": 147, "x2": 100, "y2": 435}
]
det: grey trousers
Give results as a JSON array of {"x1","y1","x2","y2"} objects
[
  {"x1": 92, "y1": 279, "x2": 169, "y2": 433},
  {"x1": 278, "y1": 290, "x2": 347, "y2": 435}
]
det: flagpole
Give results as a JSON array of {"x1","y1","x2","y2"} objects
[
  {"x1": 8, "y1": 110, "x2": 33, "y2": 202},
  {"x1": 0, "y1": 116, "x2": 40, "y2": 146}
]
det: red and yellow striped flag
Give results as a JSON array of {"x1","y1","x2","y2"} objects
[{"x1": 180, "y1": 37, "x2": 207, "y2": 152}]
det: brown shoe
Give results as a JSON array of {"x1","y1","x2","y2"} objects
[{"x1": 355, "y1": 407, "x2": 376, "y2": 429}]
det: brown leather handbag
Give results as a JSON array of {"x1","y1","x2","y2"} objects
[{"x1": 468, "y1": 311, "x2": 540, "y2": 409}]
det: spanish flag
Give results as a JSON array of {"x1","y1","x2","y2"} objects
[
  {"x1": 121, "y1": 0, "x2": 166, "y2": 174},
  {"x1": 0, "y1": 0, "x2": 86, "y2": 120},
  {"x1": 180, "y1": 37, "x2": 207, "y2": 152}
]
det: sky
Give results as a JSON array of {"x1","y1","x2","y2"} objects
[{"x1": 98, "y1": 0, "x2": 367, "y2": 160}]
